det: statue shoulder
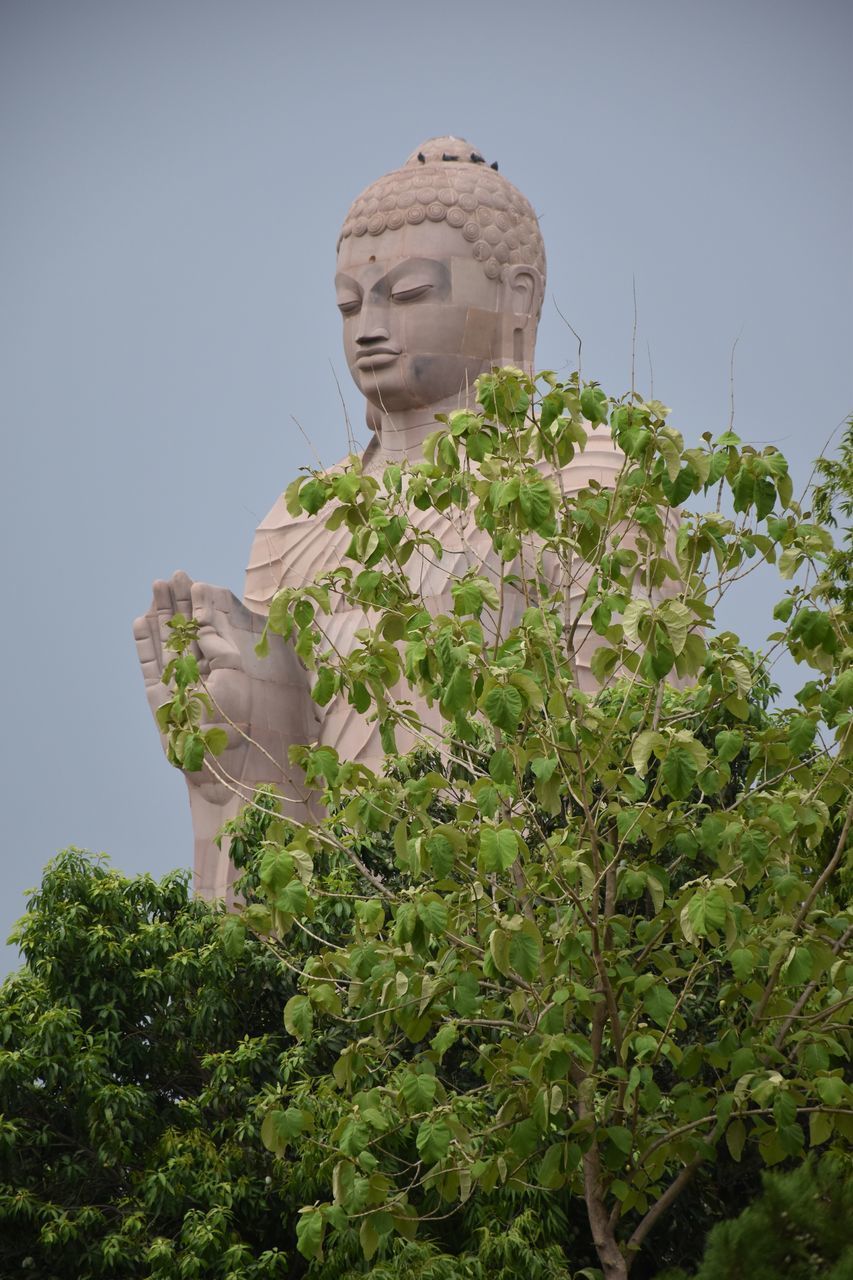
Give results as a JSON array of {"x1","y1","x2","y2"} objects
[{"x1": 244, "y1": 449, "x2": 369, "y2": 613}]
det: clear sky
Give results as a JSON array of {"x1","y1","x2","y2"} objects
[{"x1": 1, "y1": 0, "x2": 850, "y2": 971}]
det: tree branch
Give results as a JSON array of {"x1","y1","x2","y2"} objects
[{"x1": 626, "y1": 1156, "x2": 703, "y2": 1262}]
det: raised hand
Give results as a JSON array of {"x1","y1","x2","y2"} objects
[{"x1": 133, "y1": 571, "x2": 318, "y2": 809}]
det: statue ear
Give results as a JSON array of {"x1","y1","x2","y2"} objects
[{"x1": 503, "y1": 264, "x2": 544, "y2": 320}]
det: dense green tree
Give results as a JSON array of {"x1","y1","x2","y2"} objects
[
  {"x1": 688, "y1": 1155, "x2": 853, "y2": 1280},
  {"x1": 0, "y1": 851, "x2": 298, "y2": 1278},
  {"x1": 160, "y1": 369, "x2": 850, "y2": 1280},
  {"x1": 8, "y1": 379, "x2": 849, "y2": 1280}
]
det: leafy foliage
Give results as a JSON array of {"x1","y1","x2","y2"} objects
[
  {"x1": 689, "y1": 1155, "x2": 853, "y2": 1280},
  {"x1": 176, "y1": 368, "x2": 853, "y2": 1280},
  {"x1": 0, "y1": 851, "x2": 298, "y2": 1278}
]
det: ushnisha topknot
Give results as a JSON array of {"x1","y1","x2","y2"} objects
[{"x1": 337, "y1": 135, "x2": 546, "y2": 300}]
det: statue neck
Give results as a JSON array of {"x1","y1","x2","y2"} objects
[
  {"x1": 373, "y1": 398, "x2": 465, "y2": 464},
  {"x1": 370, "y1": 360, "x2": 533, "y2": 464}
]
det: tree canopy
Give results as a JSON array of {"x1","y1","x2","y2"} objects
[
  {"x1": 7, "y1": 374, "x2": 850, "y2": 1280},
  {"x1": 166, "y1": 370, "x2": 851, "y2": 1280},
  {"x1": 0, "y1": 851, "x2": 298, "y2": 1278}
]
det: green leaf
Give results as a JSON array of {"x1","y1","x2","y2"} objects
[
  {"x1": 622, "y1": 598, "x2": 651, "y2": 644},
  {"x1": 478, "y1": 828, "x2": 519, "y2": 874},
  {"x1": 739, "y1": 828, "x2": 769, "y2": 880},
  {"x1": 299, "y1": 478, "x2": 328, "y2": 515},
  {"x1": 730, "y1": 1047, "x2": 756, "y2": 1078},
  {"x1": 311, "y1": 983, "x2": 342, "y2": 1016},
  {"x1": 686, "y1": 887, "x2": 727, "y2": 938},
  {"x1": 659, "y1": 600, "x2": 693, "y2": 656},
  {"x1": 383, "y1": 462, "x2": 402, "y2": 492},
  {"x1": 788, "y1": 715, "x2": 816, "y2": 756},
  {"x1": 416, "y1": 897, "x2": 448, "y2": 936},
  {"x1": 580, "y1": 385, "x2": 608, "y2": 424},
  {"x1": 537, "y1": 1143, "x2": 565, "y2": 1189},
  {"x1": 416, "y1": 1118, "x2": 451, "y2": 1164},
  {"x1": 332, "y1": 472, "x2": 361, "y2": 503},
  {"x1": 260, "y1": 849, "x2": 295, "y2": 895},
  {"x1": 284, "y1": 995, "x2": 313, "y2": 1041},
  {"x1": 243, "y1": 902, "x2": 273, "y2": 934},
  {"x1": 313, "y1": 667, "x2": 337, "y2": 706},
  {"x1": 356, "y1": 897, "x2": 387, "y2": 943},
  {"x1": 284, "y1": 475, "x2": 303, "y2": 517},
  {"x1": 509, "y1": 931, "x2": 541, "y2": 980},
  {"x1": 519, "y1": 477, "x2": 554, "y2": 529},
  {"x1": 729, "y1": 948, "x2": 754, "y2": 980},
  {"x1": 731, "y1": 467, "x2": 755, "y2": 513},
  {"x1": 400, "y1": 1071, "x2": 438, "y2": 1114},
  {"x1": 181, "y1": 733, "x2": 205, "y2": 773},
  {"x1": 802, "y1": 1042, "x2": 829, "y2": 1073},
  {"x1": 590, "y1": 645, "x2": 620, "y2": 683},
  {"x1": 758, "y1": 1129, "x2": 787, "y2": 1166},
  {"x1": 426, "y1": 833, "x2": 455, "y2": 878},
  {"x1": 481, "y1": 684, "x2": 525, "y2": 732},
  {"x1": 276, "y1": 878, "x2": 308, "y2": 916},
  {"x1": 607, "y1": 1125, "x2": 633, "y2": 1155},
  {"x1": 296, "y1": 1208, "x2": 325, "y2": 1261},
  {"x1": 715, "y1": 730, "x2": 744, "y2": 763},
  {"x1": 359, "y1": 1217, "x2": 380, "y2": 1261},
  {"x1": 631, "y1": 730, "x2": 664, "y2": 778},
  {"x1": 488, "y1": 748, "x2": 515, "y2": 785},
  {"x1": 488, "y1": 928, "x2": 511, "y2": 976},
  {"x1": 530, "y1": 756, "x2": 558, "y2": 782},
  {"x1": 643, "y1": 984, "x2": 676, "y2": 1028},
  {"x1": 268, "y1": 590, "x2": 294, "y2": 638},
  {"x1": 174, "y1": 653, "x2": 199, "y2": 689},
  {"x1": 202, "y1": 726, "x2": 228, "y2": 756},
  {"x1": 220, "y1": 915, "x2": 245, "y2": 959},
  {"x1": 661, "y1": 744, "x2": 698, "y2": 799},
  {"x1": 809, "y1": 1111, "x2": 833, "y2": 1147},
  {"x1": 816, "y1": 1076, "x2": 845, "y2": 1106},
  {"x1": 305, "y1": 746, "x2": 340, "y2": 785},
  {"x1": 441, "y1": 664, "x2": 473, "y2": 715},
  {"x1": 725, "y1": 1118, "x2": 746, "y2": 1162},
  {"x1": 452, "y1": 580, "x2": 484, "y2": 615},
  {"x1": 657, "y1": 435, "x2": 682, "y2": 482},
  {"x1": 261, "y1": 1107, "x2": 307, "y2": 1155},
  {"x1": 472, "y1": 777, "x2": 500, "y2": 819},
  {"x1": 431, "y1": 1022, "x2": 459, "y2": 1059},
  {"x1": 781, "y1": 945, "x2": 812, "y2": 986}
]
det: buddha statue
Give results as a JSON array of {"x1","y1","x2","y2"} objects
[{"x1": 133, "y1": 137, "x2": 627, "y2": 900}]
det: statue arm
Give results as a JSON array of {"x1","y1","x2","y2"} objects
[{"x1": 134, "y1": 570, "x2": 320, "y2": 899}]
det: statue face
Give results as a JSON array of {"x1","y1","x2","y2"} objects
[{"x1": 336, "y1": 221, "x2": 517, "y2": 414}]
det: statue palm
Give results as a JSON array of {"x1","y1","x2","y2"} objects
[{"x1": 133, "y1": 570, "x2": 316, "y2": 811}]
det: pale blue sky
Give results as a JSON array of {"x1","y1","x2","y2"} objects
[{"x1": 1, "y1": 0, "x2": 850, "y2": 969}]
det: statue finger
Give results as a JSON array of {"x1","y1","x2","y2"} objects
[
  {"x1": 171, "y1": 569, "x2": 195, "y2": 619},
  {"x1": 195, "y1": 624, "x2": 242, "y2": 671},
  {"x1": 171, "y1": 570, "x2": 202, "y2": 662},
  {"x1": 133, "y1": 614, "x2": 162, "y2": 681},
  {"x1": 152, "y1": 578, "x2": 177, "y2": 646},
  {"x1": 191, "y1": 582, "x2": 242, "y2": 671},
  {"x1": 133, "y1": 612, "x2": 166, "y2": 682}
]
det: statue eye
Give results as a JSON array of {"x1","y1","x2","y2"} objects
[
  {"x1": 337, "y1": 297, "x2": 361, "y2": 316},
  {"x1": 391, "y1": 283, "x2": 433, "y2": 303}
]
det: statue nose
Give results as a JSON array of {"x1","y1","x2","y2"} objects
[{"x1": 355, "y1": 311, "x2": 391, "y2": 347}]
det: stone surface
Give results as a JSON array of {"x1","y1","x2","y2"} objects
[{"x1": 134, "y1": 137, "x2": 636, "y2": 899}]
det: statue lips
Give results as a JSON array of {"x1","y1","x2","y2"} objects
[{"x1": 355, "y1": 347, "x2": 401, "y2": 369}]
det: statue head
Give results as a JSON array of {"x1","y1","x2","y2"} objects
[{"x1": 335, "y1": 137, "x2": 546, "y2": 419}]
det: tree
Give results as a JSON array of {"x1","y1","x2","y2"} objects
[
  {"x1": 167, "y1": 367, "x2": 851, "y2": 1280},
  {"x1": 0, "y1": 849, "x2": 302, "y2": 1278},
  {"x1": 687, "y1": 1153, "x2": 853, "y2": 1280}
]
